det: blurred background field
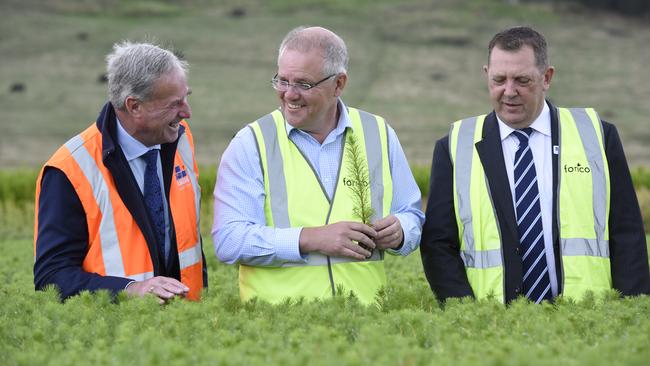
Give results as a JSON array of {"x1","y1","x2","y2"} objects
[
  {"x1": 1, "y1": 0, "x2": 649, "y2": 254},
  {"x1": 1, "y1": 0, "x2": 650, "y2": 169}
]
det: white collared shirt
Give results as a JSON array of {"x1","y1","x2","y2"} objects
[{"x1": 497, "y1": 102, "x2": 558, "y2": 297}]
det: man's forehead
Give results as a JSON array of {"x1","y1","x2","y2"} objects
[{"x1": 488, "y1": 48, "x2": 538, "y2": 73}]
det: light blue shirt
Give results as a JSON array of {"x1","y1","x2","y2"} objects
[
  {"x1": 116, "y1": 118, "x2": 171, "y2": 263},
  {"x1": 212, "y1": 99, "x2": 424, "y2": 266},
  {"x1": 497, "y1": 102, "x2": 558, "y2": 297}
]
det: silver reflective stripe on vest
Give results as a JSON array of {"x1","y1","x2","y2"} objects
[
  {"x1": 176, "y1": 131, "x2": 203, "y2": 269},
  {"x1": 460, "y1": 248, "x2": 503, "y2": 268},
  {"x1": 561, "y1": 238, "x2": 609, "y2": 257},
  {"x1": 176, "y1": 132, "x2": 202, "y2": 232},
  {"x1": 454, "y1": 117, "x2": 477, "y2": 265},
  {"x1": 568, "y1": 108, "x2": 607, "y2": 243},
  {"x1": 256, "y1": 113, "x2": 291, "y2": 228},
  {"x1": 127, "y1": 272, "x2": 154, "y2": 281},
  {"x1": 179, "y1": 242, "x2": 202, "y2": 269},
  {"x1": 453, "y1": 117, "x2": 503, "y2": 269},
  {"x1": 65, "y1": 135, "x2": 126, "y2": 277},
  {"x1": 357, "y1": 109, "x2": 384, "y2": 220}
]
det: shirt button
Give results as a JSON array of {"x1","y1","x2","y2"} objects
[
  {"x1": 514, "y1": 287, "x2": 521, "y2": 294},
  {"x1": 515, "y1": 248, "x2": 521, "y2": 256}
]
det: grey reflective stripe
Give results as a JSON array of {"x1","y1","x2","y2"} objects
[
  {"x1": 357, "y1": 109, "x2": 384, "y2": 220},
  {"x1": 454, "y1": 118, "x2": 504, "y2": 269},
  {"x1": 561, "y1": 238, "x2": 609, "y2": 258},
  {"x1": 127, "y1": 272, "x2": 154, "y2": 281},
  {"x1": 64, "y1": 135, "x2": 126, "y2": 277},
  {"x1": 454, "y1": 117, "x2": 478, "y2": 255},
  {"x1": 282, "y1": 249, "x2": 382, "y2": 267},
  {"x1": 256, "y1": 113, "x2": 291, "y2": 228},
  {"x1": 179, "y1": 242, "x2": 202, "y2": 269},
  {"x1": 176, "y1": 131, "x2": 203, "y2": 270},
  {"x1": 568, "y1": 108, "x2": 607, "y2": 242},
  {"x1": 176, "y1": 132, "x2": 201, "y2": 232},
  {"x1": 460, "y1": 249, "x2": 503, "y2": 268}
]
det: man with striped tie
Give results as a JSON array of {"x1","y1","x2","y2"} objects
[{"x1": 420, "y1": 26, "x2": 649, "y2": 304}]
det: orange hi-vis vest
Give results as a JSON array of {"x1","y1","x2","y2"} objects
[{"x1": 34, "y1": 120, "x2": 204, "y2": 300}]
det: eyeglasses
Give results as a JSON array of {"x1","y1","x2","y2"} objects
[{"x1": 270, "y1": 73, "x2": 337, "y2": 92}]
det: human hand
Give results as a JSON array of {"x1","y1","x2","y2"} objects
[
  {"x1": 372, "y1": 215, "x2": 404, "y2": 250},
  {"x1": 125, "y1": 276, "x2": 189, "y2": 304},
  {"x1": 299, "y1": 221, "x2": 377, "y2": 260}
]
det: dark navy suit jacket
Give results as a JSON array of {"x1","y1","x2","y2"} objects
[
  {"x1": 34, "y1": 102, "x2": 208, "y2": 300},
  {"x1": 420, "y1": 101, "x2": 650, "y2": 303}
]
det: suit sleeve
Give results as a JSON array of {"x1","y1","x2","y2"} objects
[
  {"x1": 420, "y1": 137, "x2": 474, "y2": 302},
  {"x1": 603, "y1": 122, "x2": 650, "y2": 296},
  {"x1": 34, "y1": 167, "x2": 132, "y2": 300}
]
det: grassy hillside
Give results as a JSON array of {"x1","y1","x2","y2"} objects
[{"x1": 1, "y1": 0, "x2": 650, "y2": 169}]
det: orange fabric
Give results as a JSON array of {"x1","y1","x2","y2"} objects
[{"x1": 34, "y1": 121, "x2": 203, "y2": 300}]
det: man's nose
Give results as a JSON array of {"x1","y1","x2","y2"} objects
[
  {"x1": 503, "y1": 80, "x2": 518, "y2": 97},
  {"x1": 179, "y1": 99, "x2": 192, "y2": 119}
]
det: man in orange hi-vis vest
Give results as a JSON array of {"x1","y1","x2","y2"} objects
[{"x1": 34, "y1": 41, "x2": 207, "y2": 303}]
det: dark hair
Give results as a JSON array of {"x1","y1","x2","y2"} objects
[{"x1": 488, "y1": 26, "x2": 548, "y2": 71}]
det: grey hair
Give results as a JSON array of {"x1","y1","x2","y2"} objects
[
  {"x1": 106, "y1": 41, "x2": 188, "y2": 110},
  {"x1": 278, "y1": 26, "x2": 348, "y2": 76}
]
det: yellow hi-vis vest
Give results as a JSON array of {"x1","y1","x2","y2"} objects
[
  {"x1": 241, "y1": 107, "x2": 393, "y2": 305},
  {"x1": 450, "y1": 108, "x2": 612, "y2": 302}
]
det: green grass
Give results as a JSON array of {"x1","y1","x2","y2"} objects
[
  {"x1": 2, "y1": 172, "x2": 650, "y2": 365},
  {"x1": 3, "y1": 235, "x2": 650, "y2": 365},
  {"x1": 1, "y1": 0, "x2": 650, "y2": 170}
]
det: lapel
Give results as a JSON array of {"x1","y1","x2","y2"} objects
[
  {"x1": 96, "y1": 102, "x2": 164, "y2": 274},
  {"x1": 548, "y1": 101, "x2": 562, "y2": 290},
  {"x1": 475, "y1": 112, "x2": 520, "y2": 253}
]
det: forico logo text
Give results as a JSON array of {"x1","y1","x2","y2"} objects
[
  {"x1": 342, "y1": 177, "x2": 369, "y2": 187},
  {"x1": 564, "y1": 163, "x2": 591, "y2": 174}
]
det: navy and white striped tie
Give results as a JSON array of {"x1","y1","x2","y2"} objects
[{"x1": 513, "y1": 128, "x2": 552, "y2": 303}]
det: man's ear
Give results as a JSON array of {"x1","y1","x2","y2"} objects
[
  {"x1": 123, "y1": 96, "x2": 142, "y2": 116},
  {"x1": 542, "y1": 66, "x2": 555, "y2": 91},
  {"x1": 333, "y1": 73, "x2": 347, "y2": 97}
]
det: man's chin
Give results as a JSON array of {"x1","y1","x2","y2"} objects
[{"x1": 497, "y1": 113, "x2": 526, "y2": 128}]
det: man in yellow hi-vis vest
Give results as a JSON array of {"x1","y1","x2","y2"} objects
[
  {"x1": 212, "y1": 26, "x2": 424, "y2": 305},
  {"x1": 34, "y1": 42, "x2": 207, "y2": 303},
  {"x1": 421, "y1": 26, "x2": 649, "y2": 304}
]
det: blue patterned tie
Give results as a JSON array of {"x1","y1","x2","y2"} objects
[
  {"x1": 513, "y1": 128, "x2": 552, "y2": 303},
  {"x1": 142, "y1": 149, "x2": 166, "y2": 259}
]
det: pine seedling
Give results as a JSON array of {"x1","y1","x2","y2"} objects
[
  {"x1": 345, "y1": 132, "x2": 374, "y2": 225},
  {"x1": 345, "y1": 133, "x2": 375, "y2": 253}
]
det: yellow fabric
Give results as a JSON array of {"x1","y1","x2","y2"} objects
[
  {"x1": 241, "y1": 108, "x2": 392, "y2": 305},
  {"x1": 450, "y1": 115, "x2": 504, "y2": 301},
  {"x1": 557, "y1": 108, "x2": 612, "y2": 298},
  {"x1": 451, "y1": 108, "x2": 611, "y2": 302}
]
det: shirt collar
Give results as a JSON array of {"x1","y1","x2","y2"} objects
[
  {"x1": 497, "y1": 101, "x2": 551, "y2": 141},
  {"x1": 284, "y1": 98, "x2": 352, "y2": 139},
  {"x1": 115, "y1": 117, "x2": 160, "y2": 162}
]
